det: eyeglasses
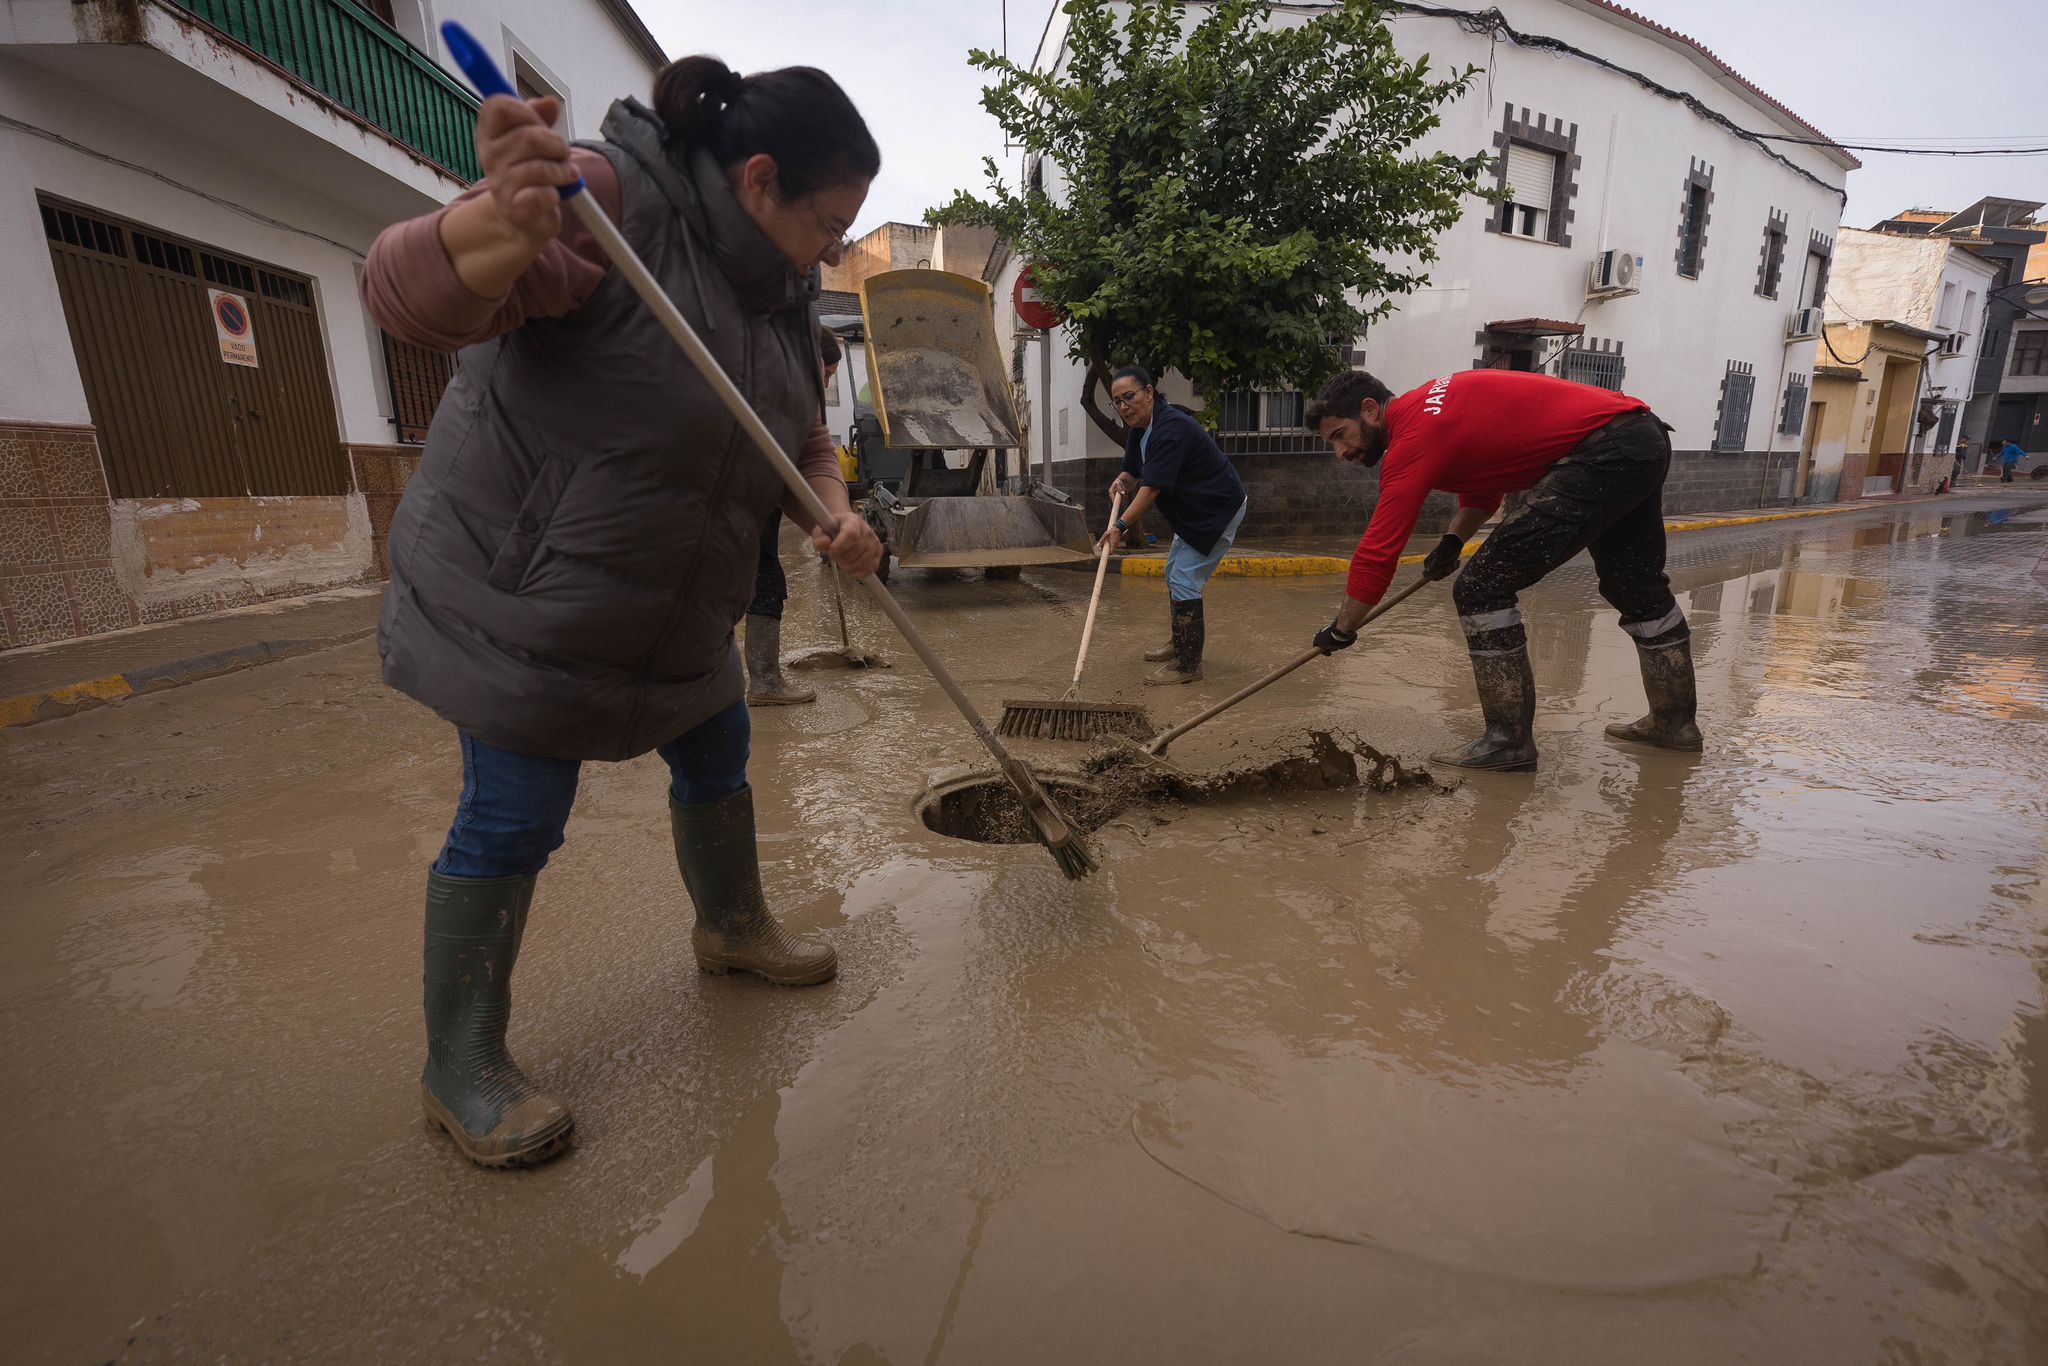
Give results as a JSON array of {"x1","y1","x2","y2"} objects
[{"x1": 1110, "y1": 390, "x2": 1147, "y2": 409}]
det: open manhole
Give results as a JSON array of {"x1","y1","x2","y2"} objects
[{"x1": 915, "y1": 769, "x2": 1109, "y2": 845}]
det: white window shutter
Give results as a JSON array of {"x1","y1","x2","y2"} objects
[{"x1": 1504, "y1": 144, "x2": 1557, "y2": 207}]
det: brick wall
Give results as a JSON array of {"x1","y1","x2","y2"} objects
[
  {"x1": 0, "y1": 423, "x2": 131, "y2": 649},
  {"x1": 350, "y1": 445, "x2": 424, "y2": 579}
]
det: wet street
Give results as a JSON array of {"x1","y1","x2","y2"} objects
[{"x1": 5, "y1": 496, "x2": 2047, "y2": 1364}]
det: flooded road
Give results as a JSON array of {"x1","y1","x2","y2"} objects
[{"x1": 4, "y1": 498, "x2": 2046, "y2": 1363}]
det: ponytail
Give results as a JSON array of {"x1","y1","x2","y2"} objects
[{"x1": 653, "y1": 56, "x2": 880, "y2": 199}]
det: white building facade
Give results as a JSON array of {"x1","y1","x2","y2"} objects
[
  {"x1": 1003, "y1": 0, "x2": 1857, "y2": 537},
  {"x1": 0, "y1": 0, "x2": 661, "y2": 649},
  {"x1": 1828, "y1": 229, "x2": 2000, "y2": 463}
]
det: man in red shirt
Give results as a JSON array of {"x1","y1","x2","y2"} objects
[{"x1": 1303, "y1": 368, "x2": 1701, "y2": 772}]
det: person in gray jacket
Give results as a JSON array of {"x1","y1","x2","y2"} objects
[{"x1": 362, "y1": 56, "x2": 882, "y2": 1168}]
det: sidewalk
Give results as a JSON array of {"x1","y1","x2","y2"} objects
[
  {"x1": 3, "y1": 486, "x2": 2037, "y2": 730},
  {"x1": 0, "y1": 585, "x2": 381, "y2": 729},
  {"x1": 1107, "y1": 484, "x2": 2025, "y2": 579}
]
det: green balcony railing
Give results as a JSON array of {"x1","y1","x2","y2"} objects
[{"x1": 168, "y1": 0, "x2": 482, "y2": 182}]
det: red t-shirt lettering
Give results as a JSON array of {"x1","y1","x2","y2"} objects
[{"x1": 1347, "y1": 370, "x2": 1651, "y2": 603}]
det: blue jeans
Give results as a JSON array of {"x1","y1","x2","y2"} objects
[
  {"x1": 433, "y1": 701, "x2": 752, "y2": 879},
  {"x1": 1165, "y1": 498, "x2": 1248, "y2": 600}
]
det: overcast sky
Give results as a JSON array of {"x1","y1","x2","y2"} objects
[{"x1": 632, "y1": 0, "x2": 2048, "y2": 240}]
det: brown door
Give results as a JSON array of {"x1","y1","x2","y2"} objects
[{"x1": 39, "y1": 196, "x2": 347, "y2": 498}]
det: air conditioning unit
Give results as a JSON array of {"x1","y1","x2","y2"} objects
[
  {"x1": 1786, "y1": 307, "x2": 1824, "y2": 340},
  {"x1": 1587, "y1": 249, "x2": 1641, "y2": 297}
]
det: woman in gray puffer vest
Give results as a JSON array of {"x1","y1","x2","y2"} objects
[{"x1": 361, "y1": 57, "x2": 882, "y2": 1169}]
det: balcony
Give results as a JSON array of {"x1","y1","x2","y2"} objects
[{"x1": 167, "y1": 0, "x2": 481, "y2": 182}]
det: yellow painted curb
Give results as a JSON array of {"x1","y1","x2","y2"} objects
[
  {"x1": 1121, "y1": 553, "x2": 1349, "y2": 578},
  {"x1": 0, "y1": 673, "x2": 133, "y2": 728}
]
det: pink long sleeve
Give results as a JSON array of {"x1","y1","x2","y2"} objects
[
  {"x1": 360, "y1": 149, "x2": 623, "y2": 351},
  {"x1": 784, "y1": 422, "x2": 845, "y2": 524}
]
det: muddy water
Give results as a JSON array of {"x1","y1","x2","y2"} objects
[{"x1": 3, "y1": 498, "x2": 2046, "y2": 1363}]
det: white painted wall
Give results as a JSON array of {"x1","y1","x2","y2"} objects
[
  {"x1": 0, "y1": 51, "x2": 396, "y2": 440},
  {"x1": 1019, "y1": 0, "x2": 1851, "y2": 467},
  {"x1": 387, "y1": 0, "x2": 660, "y2": 142},
  {"x1": 1, "y1": 0, "x2": 659, "y2": 447}
]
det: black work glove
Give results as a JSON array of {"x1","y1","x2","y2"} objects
[
  {"x1": 1422, "y1": 532, "x2": 1466, "y2": 582},
  {"x1": 1314, "y1": 618, "x2": 1359, "y2": 654}
]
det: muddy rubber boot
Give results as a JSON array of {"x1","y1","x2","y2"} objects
[
  {"x1": 1606, "y1": 635, "x2": 1704, "y2": 752},
  {"x1": 672, "y1": 788, "x2": 837, "y2": 986},
  {"x1": 1146, "y1": 598, "x2": 1205, "y2": 686},
  {"x1": 1142, "y1": 639, "x2": 1176, "y2": 662},
  {"x1": 1430, "y1": 645, "x2": 1539, "y2": 772},
  {"x1": 744, "y1": 615, "x2": 815, "y2": 706},
  {"x1": 420, "y1": 872, "x2": 575, "y2": 1169}
]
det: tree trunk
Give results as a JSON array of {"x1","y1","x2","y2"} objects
[{"x1": 1080, "y1": 357, "x2": 1125, "y2": 442}]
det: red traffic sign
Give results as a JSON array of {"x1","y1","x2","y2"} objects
[
  {"x1": 213, "y1": 293, "x2": 250, "y2": 337},
  {"x1": 1013, "y1": 264, "x2": 1061, "y2": 331}
]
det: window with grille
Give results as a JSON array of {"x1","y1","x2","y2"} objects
[
  {"x1": 1779, "y1": 373, "x2": 1808, "y2": 436},
  {"x1": 1216, "y1": 391, "x2": 1304, "y2": 432},
  {"x1": 381, "y1": 333, "x2": 455, "y2": 444},
  {"x1": 1498, "y1": 143, "x2": 1558, "y2": 242},
  {"x1": 259, "y1": 270, "x2": 312, "y2": 309},
  {"x1": 201, "y1": 252, "x2": 255, "y2": 291},
  {"x1": 41, "y1": 202, "x2": 128, "y2": 258},
  {"x1": 1680, "y1": 183, "x2": 1709, "y2": 277},
  {"x1": 1217, "y1": 391, "x2": 1259, "y2": 432},
  {"x1": 1716, "y1": 362, "x2": 1755, "y2": 451},
  {"x1": 1560, "y1": 347, "x2": 1625, "y2": 391},
  {"x1": 2013, "y1": 330, "x2": 2048, "y2": 377},
  {"x1": 132, "y1": 231, "x2": 197, "y2": 277}
]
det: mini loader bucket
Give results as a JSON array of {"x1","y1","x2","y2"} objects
[{"x1": 860, "y1": 270, "x2": 1092, "y2": 571}]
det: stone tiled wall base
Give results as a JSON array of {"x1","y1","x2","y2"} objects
[
  {"x1": 0, "y1": 423, "x2": 132, "y2": 649},
  {"x1": 350, "y1": 445, "x2": 424, "y2": 579},
  {"x1": 2, "y1": 421, "x2": 385, "y2": 650},
  {"x1": 111, "y1": 495, "x2": 373, "y2": 623},
  {"x1": 1660, "y1": 449, "x2": 1805, "y2": 514}
]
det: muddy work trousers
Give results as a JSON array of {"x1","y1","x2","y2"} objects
[
  {"x1": 1452, "y1": 411, "x2": 1688, "y2": 656},
  {"x1": 433, "y1": 702, "x2": 752, "y2": 879},
  {"x1": 748, "y1": 510, "x2": 787, "y2": 620}
]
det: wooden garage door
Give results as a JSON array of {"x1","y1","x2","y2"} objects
[{"x1": 39, "y1": 195, "x2": 347, "y2": 498}]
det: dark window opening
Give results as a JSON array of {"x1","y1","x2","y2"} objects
[
  {"x1": 41, "y1": 203, "x2": 128, "y2": 258},
  {"x1": 1680, "y1": 183, "x2": 1709, "y2": 277}
]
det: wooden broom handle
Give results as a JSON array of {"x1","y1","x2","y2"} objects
[{"x1": 1070, "y1": 491, "x2": 1123, "y2": 687}]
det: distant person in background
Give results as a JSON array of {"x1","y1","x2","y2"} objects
[
  {"x1": 745, "y1": 326, "x2": 845, "y2": 706},
  {"x1": 1999, "y1": 439, "x2": 2025, "y2": 483}
]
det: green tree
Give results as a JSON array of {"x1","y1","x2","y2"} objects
[{"x1": 930, "y1": 0, "x2": 1492, "y2": 436}]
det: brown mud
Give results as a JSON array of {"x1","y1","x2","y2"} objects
[
  {"x1": 919, "y1": 731, "x2": 1439, "y2": 845},
  {"x1": 4, "y1": 498, "x2": 2047, "y2": 1363}
]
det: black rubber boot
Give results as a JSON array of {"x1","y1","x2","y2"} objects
[
  {"x1": 420, "y1": 872, "x2": 574, "y2": 1168},
  {"x1": 1430, "y1": 645, "x2": 1539, "y2": 772},
  {"x1": 672, "y1": 788, "x2": 837, "y2": 986},
  {"x1": 744, "y1": 614, "x2": 816, "y2": 706},
  {"x1": 1146, "y1": 598, "x2": 1204, "y2": 686},
  {"x1": 1606, "y1": 635, "x2": 1704, "y2": 752}
]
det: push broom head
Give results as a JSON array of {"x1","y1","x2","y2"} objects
[
  {"x1": 996, "y1": 699, "x2": 1154, "y2": 743},
  {"x1": 998, "y1": 756, "x2": 1096, "y2": 879}
]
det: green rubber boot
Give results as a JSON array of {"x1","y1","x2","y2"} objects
[
  {"x1": 1430, "y1": 645, "x2": 1539, "y2": 773},
  {"x1": 672, "y1": 788, "x2": 837, "y2": 986},
  {"x1": 419, "y1": 872, "x2": 574, "y2": 1168}
]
